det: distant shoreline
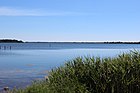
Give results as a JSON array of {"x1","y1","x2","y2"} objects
[
  {"x1": 26, "y1": 42, "x2": 140, "y2": 44},
  {"x1": 0, "y1": 39, "x2": 23, "y2": 43},
  {"x1": 1, "y1": 39, "x2": 140, "y2": 44}
]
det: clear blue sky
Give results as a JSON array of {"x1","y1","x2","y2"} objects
[{"x1": 0, "y1": 0, "x2": 140, "y2": 42}]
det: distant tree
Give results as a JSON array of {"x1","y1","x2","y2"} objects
[{"x1": 0, "y1": 39, "x2": 23, "y2": 43}]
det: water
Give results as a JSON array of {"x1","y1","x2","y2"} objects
[{"x1": 0, "y1": 43, "x2": 140, "y2": 90}]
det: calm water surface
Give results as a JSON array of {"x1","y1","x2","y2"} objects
[{"x1": 0, "y1": 43, "x2": 140, "y2": 90}]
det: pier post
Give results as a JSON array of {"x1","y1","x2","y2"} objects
[
  {"x1": 10, "y1": 46, "x2": 11, "y2": 50},
  {"x1": 4, "y1": 46, "x2": 6, "y2": 50}
]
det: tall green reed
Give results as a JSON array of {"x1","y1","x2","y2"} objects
[{"x1": 11, "y1": 51, "x2": 140, "y2": 93}]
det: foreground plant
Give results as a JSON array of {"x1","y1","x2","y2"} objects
[{"x1": 11, "y1": 51, "x2": 140, "y2": 93}]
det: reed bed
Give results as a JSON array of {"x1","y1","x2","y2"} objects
[{"x1": 11, "y1": 51, "x2": 140, "y2": 93}]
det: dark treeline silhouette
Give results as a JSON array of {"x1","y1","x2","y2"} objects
[
  {"x1": 0, "y1": 39, "x2": 140, "y2": 44},
  {"x1": 0, "y1": 39, "x2": 23, "y2": 43},
  {"x1": 28, "y1": 41, "x2": 140, "y2": 44},
  {"x1": 104, "y1": 42, "x2": 140, "y2": 44}
]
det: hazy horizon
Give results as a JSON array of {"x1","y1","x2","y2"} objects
[{"x1": 0, "y1": 0, "x2": 140, "y2": 42}]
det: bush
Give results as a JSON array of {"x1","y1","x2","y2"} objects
[{"x1": 11, "y1": 51, "x2": 140, "y2": 93}]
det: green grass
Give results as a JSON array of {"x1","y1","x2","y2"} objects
[{"x1": 11, "y1": 51, "x2": 140, "y2": 93}]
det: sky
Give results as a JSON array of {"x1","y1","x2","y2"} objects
[{"x1": 0, "y1": 0, "x2": 140, "y2": 42}]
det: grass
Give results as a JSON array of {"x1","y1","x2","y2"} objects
[{"x1": 11, "y1": 51, "x2": 140, "y2": 93}]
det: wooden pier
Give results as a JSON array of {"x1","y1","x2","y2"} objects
[{"x1": 0, "y1": 46, "x2": 12, "y2": 50}]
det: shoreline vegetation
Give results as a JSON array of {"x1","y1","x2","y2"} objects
[
  {"x1": 1, "y1": 39, "x2": 140, "y2": 44},
  {"x1": 0, "y1": 39, "x2": 23, "y2": 43},
  {"x1": 9, "y1": 51, "x2": 140, "y2": 93}
]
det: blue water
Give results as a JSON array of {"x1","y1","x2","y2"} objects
[{"x1": 0, "y1": 43, "x2": 140, "y2": 90}]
